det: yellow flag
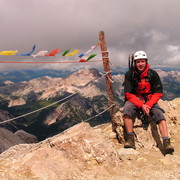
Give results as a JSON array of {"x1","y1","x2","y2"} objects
[
  {"x1": 0, "y1": 50, "x2": 18, "y2": 55},
  {"x1": 65, "y1": 49, "x2": 79, "y2": 56}
]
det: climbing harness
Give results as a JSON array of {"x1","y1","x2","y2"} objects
[{"x1": 137, "y1": 109, "x2": 149, "y2": 130}]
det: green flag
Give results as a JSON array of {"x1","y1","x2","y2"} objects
[
  {"x1": 86, "y1": 54, "x2": 97, "y2": 61},
  {"x1": 62, "y1": 49, "x2": 70, "y2": 56}
]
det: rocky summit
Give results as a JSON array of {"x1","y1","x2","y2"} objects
[{"x1": 0, "y1": 98, "x2": 179, "y2": 180}]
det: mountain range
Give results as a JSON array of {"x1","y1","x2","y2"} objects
[{"x1": 0, "y1": 65, "x2": 179, "y2": 83}]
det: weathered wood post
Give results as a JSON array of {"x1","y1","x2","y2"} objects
[{"x1": 99, "y1": 31, "x2": 117, "y2": 132}]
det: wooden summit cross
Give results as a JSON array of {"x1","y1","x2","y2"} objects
[{"x1": 99, "y1": 31, "x2": 117, "y2": 132}]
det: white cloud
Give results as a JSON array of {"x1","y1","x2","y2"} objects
[{"x1": 164, "y1": 45, "x2": 180, "y2": 65}]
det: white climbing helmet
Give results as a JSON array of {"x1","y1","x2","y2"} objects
[{"x1": 133, "y1": 51, "x2": 148, "y2": 60}]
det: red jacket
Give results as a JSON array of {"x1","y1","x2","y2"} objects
[{"x1": 124, "y1": 64, "x2": 163, "y2": 108}]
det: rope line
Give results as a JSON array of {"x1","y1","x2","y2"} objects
[
  {"x1": 0, "y1": 93, "x2": 76, "y2": 125},
  {"x1": 109, "y1": 61, "x2": 126, "y2": 102},
  {"x1": 109, "y1": 61, "x2": 126, "y2": 74},
  {"x1": 106, "y1": 97, "x2": 116, "y2": 104},
  {"x1": 0, "y1": 60, "x2": 103, "y2": 64},
  {"x1": 107, "y1": 75, "x2": 114, "y2": 83},
  {"x1": 51, "y1": 103, "x2": 114, "y2": 137},
  {"x1": 105, "y1": 71, "x2": 114, "y2": 83},
  {"x1": 83, "y1": 104, "x2": 115, "y2": 122}
]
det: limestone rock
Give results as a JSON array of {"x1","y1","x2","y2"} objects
[
  {"x1": 8, "y1": 97, "x2": 26, "y2": 107},
  {"x1": 0, "y1": 128, "x2": 24, "y2": 153},
  {"x1": 0, "y1": 128, "x2": 38, "y2": 153},
  {"x1": 14, "y1": 130, "x2": 38, "y2": 143}
]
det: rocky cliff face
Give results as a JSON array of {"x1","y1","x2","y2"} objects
[
  {"x1": 156, "y1": 69, "x2": 180, "y2": 84},
  {"x1": 8, "y1": 97, "x2": 26, "y2": 107},
  {"x1": 0, "y1": 128, "x2": 38, "y2": 153},
  {"x1": 0, "y1": 109, "x2": 38, "y2": 153},
  {"x1": 0, "y1": 98, "x2": 179, "y2": 180}
]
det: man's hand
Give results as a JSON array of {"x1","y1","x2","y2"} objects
[{"x1": 141, "y1": 104, "x2": 151, "y2": 116}]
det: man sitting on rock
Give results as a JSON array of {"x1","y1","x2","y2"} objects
[{"x1": 123, "y1": 50, "x2": 174, "y2": 154}]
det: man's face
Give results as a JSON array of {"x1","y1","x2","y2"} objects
[{"x1": 135, "y1": 59, "x2": 147, "y2": 73}]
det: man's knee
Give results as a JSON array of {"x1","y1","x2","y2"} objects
[
  {"x1": 123, "y1": 101, "x2": 137, "y2": 119},
  {"x1": 157, "y1": 119, "x2": 166, "y2": 124},
  {"x1": 151, "y1": 108, "x2": 165, "y2": 124},
  {"x1": 123, "y1": 114, "x2": 131, "y2": 119}
]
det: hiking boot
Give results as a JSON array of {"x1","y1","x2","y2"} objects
[
  {"x1": 163, "y1": 138, "x2": 174, "y2": 154},
  {"x1": 124, "y1": 134, "x2": 135, "y2": 149}
]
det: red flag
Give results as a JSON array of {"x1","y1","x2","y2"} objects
[{"x1": 45, "y1": 49, "x2": 61, "y2": 56}]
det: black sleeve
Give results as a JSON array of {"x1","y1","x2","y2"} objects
[
  {"x1": 124, "y1": 70, "x2": 134, "y2": 93},
  {"x1": 150, "y1": 70, "x2": 163, "y2": 94}
]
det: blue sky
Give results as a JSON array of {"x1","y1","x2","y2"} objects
[{"x1": 0, "y1": 0, "x2": 180, "y2": 71}]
